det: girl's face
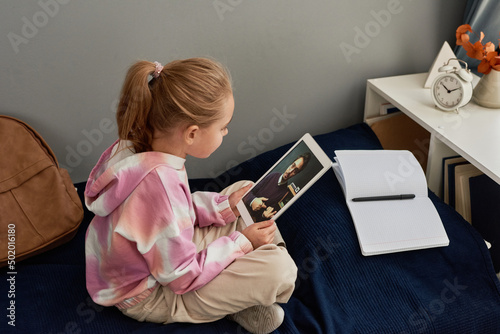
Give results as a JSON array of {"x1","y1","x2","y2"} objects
[{"x1": 188, "y1": 94, "x2": 234, "y2": 159}]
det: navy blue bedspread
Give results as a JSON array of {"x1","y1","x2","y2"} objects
[{"x1": 2, "y1": 123, "x2": 500, "y2": 333}]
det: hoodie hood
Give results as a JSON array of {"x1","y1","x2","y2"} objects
[{"x1": 84, "y1": 140, "x2": 185, "y2": 217}]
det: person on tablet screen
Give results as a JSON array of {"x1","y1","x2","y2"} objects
[{"x1": 244, "y1": 153, "x2": 310, "y2": 222}]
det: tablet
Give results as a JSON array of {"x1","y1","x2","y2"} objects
[{"x1": 237, "y1": 133, "x2": 333, "y2": 227}]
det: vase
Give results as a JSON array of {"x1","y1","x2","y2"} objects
[{"x1": 473, "y1": 69, "x2": 500, "y2": 108}]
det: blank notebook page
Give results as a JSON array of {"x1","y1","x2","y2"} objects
[{"x1": 335, "y1": 150, "x2": 428, "y2": 200}]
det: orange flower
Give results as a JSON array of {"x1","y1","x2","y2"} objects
[
  {"x1": 478, "y1": 59, "x2": 492, "y2": 74},
  {"x1": 487, "y1": 51, "x2": 500, "y2": 71},
  {"x1": 456, "y1": 24, "x2": 500, "y2": 74},
  {"x1": 484, "y1": 41, "x2": 496, "y2": 53},
  {"x1": 464, "y1": 41, "x2": 485, "y2": 60},
  {"x1": 456, "y1": 24, "x2": 472, "y2": 45}
]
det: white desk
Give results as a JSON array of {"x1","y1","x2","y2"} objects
[{"x1": 364, "y1": 73, "x2": 500, "y2": 198}]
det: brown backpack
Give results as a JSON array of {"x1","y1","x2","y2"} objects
[{"x1": 0, "y1": 115, "x2": 84, "y2": 267}]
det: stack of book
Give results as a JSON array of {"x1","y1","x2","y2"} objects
[
  {"x1": 442, "y1": 156, "x2": 500, "y2": 224},
  {"x1": 442, "y1": 156, "x2": 500, "y2": 273}
]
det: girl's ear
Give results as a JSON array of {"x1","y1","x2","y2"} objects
[{"x1": 184, "y1": 125, "x2": 200, "y2": 145}]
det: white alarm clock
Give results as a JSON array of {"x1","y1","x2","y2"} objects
[{"x1": 431, "y1": 58, "x2": 473, "y2": 112}]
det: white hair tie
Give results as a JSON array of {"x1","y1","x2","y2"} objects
[{"x1": 153, "y1": 61, "x2": 163, "y2": 78}]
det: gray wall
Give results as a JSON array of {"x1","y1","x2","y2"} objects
[{"x1": 1, "y1": 0, "x2": 467, "y2": 182}]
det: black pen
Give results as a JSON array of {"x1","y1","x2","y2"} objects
[{"x1": 351, "y1": 194, "x2": 416, "y2": 202}]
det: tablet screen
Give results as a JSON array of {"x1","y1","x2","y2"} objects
[{"x1": 237, "y1": 133, "x2": 332, "y2": 226}]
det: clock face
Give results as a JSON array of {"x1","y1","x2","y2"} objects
[{"x1": 433, "y1": 75, "x2": 464, "y2": 109}]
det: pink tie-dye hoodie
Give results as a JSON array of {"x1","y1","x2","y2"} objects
[{"x1": 84, "y1": 140, "x2": 253, "y2": 308}]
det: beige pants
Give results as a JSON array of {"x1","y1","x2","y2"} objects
[{"x1": 120, "y1": 181, "x2": 298, "y2": 324}]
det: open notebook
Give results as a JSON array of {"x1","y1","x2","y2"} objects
[{"x1": 332, "y1": 150, "x2": 449, "y2": 256}]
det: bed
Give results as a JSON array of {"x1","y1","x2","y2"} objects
[{"x1": 2, "y1": 123, "x2": 500, "y2": 333}]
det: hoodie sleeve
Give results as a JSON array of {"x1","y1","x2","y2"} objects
[
  {"x1": 191, "y1": 191, "x2": 236, "y2": 228},
  {"x1": 115, "y1": 168, "x2": 253, "y2": 295}
]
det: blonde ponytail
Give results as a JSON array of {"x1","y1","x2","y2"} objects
[
  {"x1": 116, "y1": 61, "x2": 156, "y2": 153},
  {"x1": 116, "y1": 58, "x2": 232, "y2": 153}
]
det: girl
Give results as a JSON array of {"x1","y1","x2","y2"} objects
[{"x1": 84, "y1": 58, "x2": 297, "y2": 334}]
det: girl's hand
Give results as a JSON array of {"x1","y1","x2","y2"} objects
[
  {"x1": 241, "y1": 220, "x2": 276, "y2": 249},
  {"x1": 228, "y1": 183, "x2": 252, "y2": 217}
]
